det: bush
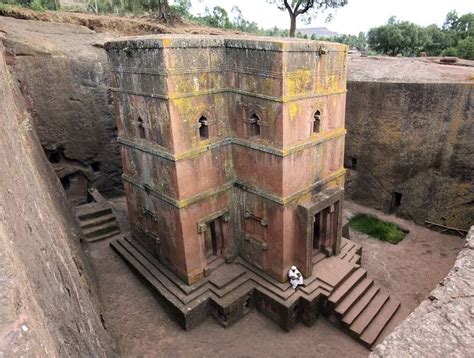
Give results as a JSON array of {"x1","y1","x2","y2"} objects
[
  {"x1": 442, "y1": 47, "x2": 459, "y2": 57},
  {"x1": 349, "y1": 214, "x2": 407, "y2": 244},
  {"x1": 30, "y1": 0, "x2": 45, "y2": 11},
  {"x1": 456, "y1": 36, "x2": 474, "y2": 60}
]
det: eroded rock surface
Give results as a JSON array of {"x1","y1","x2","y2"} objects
[
  {"x1": 345, "y1": 58, "x2": 474, "y2": 230},
  {"x1": 371, "y1": 226, "x2": 474, "y2": 357},
  {"x1": 0, "y1": 42, "x2": 115, "y2": 357},
  {"x1": 0, "y1": 16, "x2": 122, "y2": 198}
]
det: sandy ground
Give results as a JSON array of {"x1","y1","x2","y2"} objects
[
  {"x1": 348, "y1": 56, "x2": 474, "y2": 83},
  {"x1": 84, "y1": 197, "x2": 464, "y2": 357}
]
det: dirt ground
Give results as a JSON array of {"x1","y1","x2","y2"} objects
[{"x1": 85, "y1": 197, "x2": 464, "y2": 357}]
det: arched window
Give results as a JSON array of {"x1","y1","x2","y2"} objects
[
  {"x1": 313, "y1": 110, "x2": 321, "y2": 134},
  {"x1": 249, "y1": 113, "x2": 261, "y2": 137},
  {"x1": 198, "y1": 116, "x2": 209, "y2": 140},
  {"x1": 137, "y1": 117, "x2": 146, "y2": 139}
]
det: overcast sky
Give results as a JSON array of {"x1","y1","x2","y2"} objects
[{"x1": 182, "y1": 0, "x2": 473, "y2": 35}]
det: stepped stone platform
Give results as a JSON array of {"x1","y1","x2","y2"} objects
[
  {"x1": 75, "y1": 189, "x2": 120, "y2": 242},
  {"x1": 111, "y1": 236, "x2": 400, "y2": 348}
]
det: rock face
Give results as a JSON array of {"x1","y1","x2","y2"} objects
[
  {"x1": 371, "y1": 226, "x2": 474, "y2": 357},
  {"x1": 345, "y1": 62, "x2": 474, "y2": 230},
  {"x1": 0, "y1": 16, "x2": 122, "y2": 200},
  {"x1": 0, "y1": 42, "x2": 115, "y2": 356}
]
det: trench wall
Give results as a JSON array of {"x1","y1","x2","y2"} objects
[
  {"x1": 0, "y1": 43, "x2": 115, "y2": 357},
  {"x1": 1, "y1": 17, "x2": 123, "y2": 197},
  {"x1": 345, "y1": 81, "x2": 473, "y2": 230},
  {"x1": 371, "y1": 226, "x2": 474, "y2": 356}
]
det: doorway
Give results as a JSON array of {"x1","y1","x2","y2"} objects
[
  {"x1": 204, "y1": 216, "x2": 225, "y2": 264},
  {"x1": 389, "y1": 192, "x2": 402, "y2": 213},
  {"x1": 313, "y1": 202, "x2": 339, "y2": 256}
]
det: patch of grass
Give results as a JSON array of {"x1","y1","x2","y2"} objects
[{"x1": 349, "y1": 214, "x2": 407, "y2": 244}]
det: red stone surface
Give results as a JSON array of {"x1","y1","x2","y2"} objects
[{"x1": 105, "y1": 36, "x2": 348, "y2": 284}]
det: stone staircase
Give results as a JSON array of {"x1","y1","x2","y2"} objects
[
  {"x1": 75, "y1": 189, "x2": 120, "y2": 242},
  {"x1": 110, "y1": 234, "x2": 401, "y2": 347},
  {"x1": 326, "y1": 266, "x2": 401, "y2": 348}
]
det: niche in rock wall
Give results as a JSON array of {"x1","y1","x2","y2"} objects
[
  {"x1": 61, "y1": 172, "x2": 89, "y2": 206},
  {"x1": 389, "y1": 192, "x2": 402, "y2": 213}
]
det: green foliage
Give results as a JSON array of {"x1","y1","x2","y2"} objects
[
  {"x1": 169, "y1": 0, "x2": 191, "y2": 17},
  {"x1": 30, "y1": 0, "x2": 45, "y2": 11},
  {"x1": 268, "y1": 0, "x2": 348, "y2": 37},
  {"x1": 367, "y1": 17, "x2": 427, "y2": 56},
  {"x1": 327, "y1": 32, "x2": 366, "y2": 50},
  {"x1": 0, "y1": 3, "x2": 15, "y2": 14},
  {"x1": 1, "y1": 0, "x2": 60, "y2": 11},
  {"x1": 367, "y1": 11, "x2": 474, "y2": 59},
  {"x1": 349, "y1": 214, "x2": 407, "y2": 244},
  {"x1": 455, "y1": 36, "x2": 474, "y2": 60},
  {"x1": 201, "y1": 6, "x2": 231, "y2": 28},
  {"x1": 87, "y1": 0, "x2": 122, "y2": 15},
  {"x1": 177, "y1": 3, "x2": 287, "y2": 37}
]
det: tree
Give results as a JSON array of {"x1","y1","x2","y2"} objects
[
  {"x1": 455, "y1": 36, "x2": 474, "y2": 60},
  {"x1": 442, "y1": 11, "x2": 473, "y2": 56},
  {"x1": 200, "y1": 6, "x2": 230, "y2": 28},
  {"x1": 211, "y1": 6, "x2": 230, "y2": 28},
  {"x1": 422, "y1": 24, "x2": 451, "y2": 55},
  {"x1": 231, "y1": 6, "x2": 260, "y2": 33},
  {"x1": 367, "y1": 17, "x2": 427, "y2": 56},
  {"x1": 170, "y1": 0, "x2": 191, "y2": 17},
  {"x1": 268, "y1": 0, "x2": 347, "y2": 37}
]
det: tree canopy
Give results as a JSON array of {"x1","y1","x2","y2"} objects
[
  {"x1": 367, "y1": 12, "x2": 473, "y2": 59},
  {"x1": 268, "y1": 0, "x2": 347, "y2": 37},
  {"x1": 2, "y1": 1, "x2": 472, "y2": 60}
]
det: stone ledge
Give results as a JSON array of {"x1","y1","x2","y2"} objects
[
  {"x1": 371, "y1": 226, "x2": 474, "y2": 357},
  {"x1": 104, "y1": 35, "x2": 347, "y2": 53}
]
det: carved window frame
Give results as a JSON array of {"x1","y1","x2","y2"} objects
[{"x1": 195, "y1": 110, "x2": 216, "y2": 141}]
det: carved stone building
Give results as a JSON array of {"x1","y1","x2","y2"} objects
[{"x1": 106, "y1": 36, "x2": 400, "y2": 347}]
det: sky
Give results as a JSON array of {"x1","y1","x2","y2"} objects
[{"x1": 181, "y1": 0, "x2": 473, "y2": 35}]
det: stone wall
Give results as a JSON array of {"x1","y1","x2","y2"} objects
[
  {"x1": 344, "y1": 80, "x2": 473, "y2": 230},
  {"x1": 0, "y1": 17, "x2": 122, "y2": 199},
  {"x1": 0, "y1": 43, "x2": 115, "y2": 357},
  {"x1": 371, "y1": 226, "x2": 474, "y2": 357}
]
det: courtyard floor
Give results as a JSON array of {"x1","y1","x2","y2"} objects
[{"x1": 85, "y1": 197, "x2": 464, "y2": 358}]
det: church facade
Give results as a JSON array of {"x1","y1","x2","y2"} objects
[{"x1": 106, "y1": 35, "x2": 348, "y2": 285}]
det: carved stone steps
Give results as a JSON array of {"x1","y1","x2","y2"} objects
[
  {"x1": 80, "y1": 212, "x2": 116, "y2": 230},
  {"x1": 83, "y1": 220, "x2": 120, "y2": 238},
  {"x1": 75, "y1": 190, "x2": 120, "y2": 242},
  {"x1": 315, "y1": 256, "x2": 356, "y2": 288},
  {"x1": 349, "y1": 291, "x2": 390, "y2": 335},
  {"x1": 312, "y1": 252, "x2": 326, "y2": 264},
  {"x1": 340, "y1": 240, "x2": 362, "y2": 264},
  {"x1": 349, "y1": 253, "x2": 361, "y2": 265},
  {"x1": 359, "y1": 297, "x2": 401, "y2": 347},
  {"x1": 329, "y1": 267, "x2": 367, "y2": 306},
  {"x1": 76, "y1": 203, "x2": 112, "y2": 221},
  {"x1": 324, "y1": 263, "x2": 401, "y2": 348},
  {"x1": 110, "y1": 235, "x2": 402, "y2": 344},
  {"x1": 86, "y1": 228, "x2": 121, "y2": 242},
  {"x1": 372, "y1": 304, "x2": 405, "y2": 348},
  {"x1": 114, "y1": 238, "x2": 205, "y2": 305},
  {"x1": 342, "y1": 285, "x2": 380, "y2": 325},
  {"x1": 334, "y1": 277, "x2": 374, "y2": 317}
]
